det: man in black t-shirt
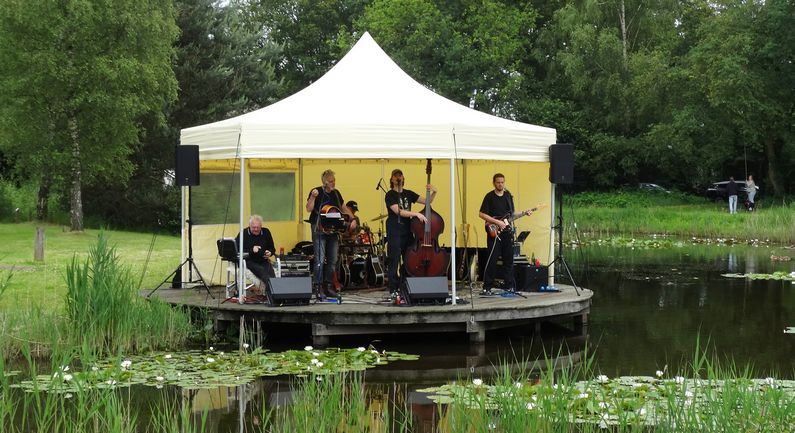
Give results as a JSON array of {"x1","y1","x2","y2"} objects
[
  {"x1": 479, "y1": 173, "x2": 529, "y2": 293},
  {"x1": 306, "y1": 169, "x2": 356, "y2": 298},
  {"x1": 235, "y1": 215, "x2": 276, "y2": 290},
  {"x1": 384, "y1": 168, "x2": 437, "y2": 294}
]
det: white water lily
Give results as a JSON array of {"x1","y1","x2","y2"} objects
[
  {"x1": 765, "y1": 377, "x2": 778, "y2": 387},
  {"x1": 242, "y1": 343, "x2": 250, "y2": 349},
  {"x1": 156, "y1": 376, "x2": 164, "y2": 382},
  {"x1": 599, "y1": 401, "x2": 609, "y2": 409},
  {"x1": 156, "y1": 384, "x2": 163, "y2": 389},
  {"x1": 106, "y1": 379, "x2": 117, "y2": 386},
  {"x1": 120, "y1": 360, "x2": 132, "y2": 369},
  {"x1": 65, "y1": 393, "x2": 73, "y2": 399},
  {"x1": 61, "y1": 365, "x2": 70, "y2": 372},
  {"x1": 209, "y1": 346, "x2": 214, "y2": 351},
  {"x1": 206, "y1": 357, "x2": 215, "y2": 363},
  {"x1": 304, "y1": 346, "x2": 313, "y2": 351},
  {"x1": 316, "y1": 376, "x2": 323, "y2": 381},
  {"x1": 656, "y1": 370, "x2": 664, "y2": 378},
  {"x1": 357, "y1": 347, "x2": 365, "y2": 352},
  {"x1": 311, "y1": 358, "x2": 319, "y2": 364},
  {"x1": 577, "y1": 393, "x2": 589, "y2": 399},
  {"x1": 596, "y1": 374, "x2": 609, "y2": 383},
  {"x1": 675, "y1": 376, "x2": 685, "y2": 384},
  {"x1": 316, "y1": 362, "x2": 324, "y2": 367},
  {"x1": 91, "y1": 366, "x2": 99, "y2": 372},
  {"x1": 312, "y1": 351, "x2": 320, "y2": 356},
  {"x1": 472, "y1": 378, "x2": 483, "y2": 386},
  {"x1": 526, "y1": 402, "x2": 536, "y2": 410},
  {"x1": 514, "y1": 382, "x2": 523, "y2": 388},
  {"x1": 685, "y1": 390, "x2": 694, "y2": 398},
  {"x1": 63, "y1": 374, "x2": 73, "y2": 382},
  {"x1": 165, "y1": 354, "x2": 172, "y2": 359}
]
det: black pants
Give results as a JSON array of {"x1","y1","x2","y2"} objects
[
  {"x1": 246, "y1": 259, "x2": 275, "y2": 282},
  {"x1": 386, "y1": 232, "x2": 411, "y2": 292},
  {"x1": 483, "y1": 232, "x2": 515, "y2": 290}
]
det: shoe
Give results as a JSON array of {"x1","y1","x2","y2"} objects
[
  {"x1": 480, "y1": 288, "x2": 495, "y2": 296},
  {"x1": 315, "y1": 285, "x2": 326, "y2": 300},
  {"x1": 325, "y1": 283, "x2": 338, "y2": 298}
]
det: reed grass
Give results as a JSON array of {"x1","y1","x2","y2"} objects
[{"x1": 568, "y1": 192, "x2": 795, "y2": 244}]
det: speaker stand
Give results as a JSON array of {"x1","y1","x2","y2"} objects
[
  {"x1": 550, "y1": 187, "x2": 580, "y2": 296},
  {"x1": 147, "y1": 257, "x2": 214, "y2": 298}
]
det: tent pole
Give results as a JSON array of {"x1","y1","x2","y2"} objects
[
  {"x1": 450, "y1": 158, "x2": 457, "y2": 305},
  {"x1": 238, "y1": 155, "x2": 246, "y2": 304},
  {"x1": 181, "y1": 184, "x2": 186, "y2": 266},
  {"x1": 549, "y1": 183, "x2": 556, "y2": 285}
]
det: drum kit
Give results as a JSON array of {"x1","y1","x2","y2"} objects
[{"x1": 338, "y1": 219, "x2": 386, "y2": 289}]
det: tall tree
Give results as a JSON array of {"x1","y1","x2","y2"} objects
[
  {"x1": 81, "y1": 0, "x2": 282, "y2": 230},
  {"x1": 0, "y1": 0, "x2": 178, "y2": 231}
]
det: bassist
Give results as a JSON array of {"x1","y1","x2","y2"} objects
[
  {"x1": 384, "y1": 168, "x2": 437, "y2": 295},
  {"x1": 479, "y1": 173, "x2": 524, "y2": 293}
]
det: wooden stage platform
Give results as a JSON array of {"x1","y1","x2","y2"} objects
[{"x1": 144, "y1": 284, "x2": 592, "y2": 346}]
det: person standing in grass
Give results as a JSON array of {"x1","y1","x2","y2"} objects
[
  {"x1": 726, "y1": 177, "x2": 739, "y2": 214},
  {"x1": 746, "y1": 175, "x2": 758, "y2": 211}
]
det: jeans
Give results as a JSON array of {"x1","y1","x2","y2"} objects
[
  {"x1": 312, "y1": 231, "x2": 339, "y2": 286},
  {"x1": 728, "y1": 195, "x2": 738, "y2": 214},
  {"x1": 747, "y1": 189, "x2": 756, "y2": 204}
]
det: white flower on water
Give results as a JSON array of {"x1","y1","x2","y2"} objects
[
  {"x1": 371, "y1": 350, "x2": 379, "y2": 354},
  {"x1": 310, "y1": 358, "x2": 319, "y2": 365},
  {"x1": 65, "y1": 393, "x2": 73, "y2": 399},
  {"x1": 209, "y1": 346, "x2": 214, "y2": 351},
  {"x1": 156, "y1": 376, "x2": 164, "y2": 382},
  {"x1": 165, "y1": 354, "x2": 172, "y2": 359},
  {"x1": 638, "y1": 407, "x2": 647, "y2": 416},
  {"x1": 596, "y1": 374, "x2": 609, "y2": 383},
  {"x1": 357, "y1": 347, "x2": 365, "y2": 352},
  {"x1": 120, "y1": 360, "x2": 132, "y2": 369},
  {"x1": 472, "y1": 378, "x2": 483, "y2": 386},
  {"x1": 685, "y1": 390, "x2": 694, "y2": 398},
  {"x1": 62, "y1": 374, "x2": 73, "y2": 382},
  {"x1": 235, "y1": 376, "x2": 240, "y2": 380},
  {"x1": 91, "y1": 366, "x2": 99, "y2": 372},
  {"x1": 526, "y1": 402, "x2": 536, "y2": 410},
  {"x1": 674, "y1": 376, "x2": 685, "y2": 384},
  {"x1": 106, "y1": 379, "x2": 117, "y2": 386},
  {"x1": 577, "y1": 393, "x2": 589, "y2": 399},
  {"x1": 242, "y1": 343, "x2": 250, "y2": 349},
  {"x1": 177, "y1": 372, "x2": 182, "y2": 377},
  {"x1": 312, "y1": 351, "x2": 320, "y2": 356},
  {"x1": 599, "y1": 402, "x2": 609, "y2": 409},
  {"x1": 316, "y1": 376, "x2": 323, "y2": 381},
  {"x1": 304, "y1": 346, "x2": 313, "y2": 351},
  {"x1": 206, "y1": 357, "x2": 215, "y2": 363},
  {"x1": 656, "y1": 370, "x2": 664, "y2": 378},
  {"x1": 765, "y1": 377, "x2": 778, "y2": 387},
  {"x1": 61, "y1": 365, "x2": 70, "y2": 372},
  {"x1": 514, "y1": 382, "x2": 523, "y2": 388},
  {"x1": 316, "y1": 362, "x2": 324, "y2": 367},
  {"x1": 156, "y1": 384, "x2": 163, "y2": 389}
]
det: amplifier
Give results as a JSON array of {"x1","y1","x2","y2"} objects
[
  {"x1": 278, "y1": 258, "x2": 311, "y2": 277},
  {"x1": 515, "y1": 263, "x2": 548, "y2": 292}
]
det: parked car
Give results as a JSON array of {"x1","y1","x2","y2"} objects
[
  {"x1": 705, "y1": 180, "x2": 749, "y2": 202},
  {"x1": 639, "y1": 183, "x2": 671, "y2": 193}
]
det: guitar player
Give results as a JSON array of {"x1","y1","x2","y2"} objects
[{"x1": 478, "y1": 173, "x2": 531, "y2": 294}]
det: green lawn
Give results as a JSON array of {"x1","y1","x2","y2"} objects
[
  {"x1": 567, "y1": 192, "x2": 795, "y2": 244},
  {"x1": 0, "y1": 222, "x2": 180, "y2": 310}
]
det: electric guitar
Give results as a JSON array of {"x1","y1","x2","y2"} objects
[{"x1": 485, "y1": 204, "x2": 547, "y2": 238}]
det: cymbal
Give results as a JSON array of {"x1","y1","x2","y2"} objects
[{"x1": 370, "y1": 213, "x2": 388, "y2": 222}]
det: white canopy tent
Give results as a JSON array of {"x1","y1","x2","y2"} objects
[{"x1": 181, "y1": 32, "x2": 557, "y2": 304}]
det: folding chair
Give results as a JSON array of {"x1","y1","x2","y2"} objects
[{"x1": 216, "y1": 238, "x2": 265, "y2": 299}]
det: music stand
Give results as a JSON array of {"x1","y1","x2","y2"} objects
[
  {"x1": 548, "y1": 187, "x2": 580, "y2": 296},
  {"x1": 148, "y1": 186, "x2": 214, "y2": 299}
]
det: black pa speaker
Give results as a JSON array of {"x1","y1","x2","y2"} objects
[
  {"x1": 175, "y1": 145, "x2": 200, "y2": 186},
  {"x1": 401, "y1": 277, "x2": 448, "y2": 305},
  {"x1": 549, "y1": 144, "x2": 574, "y2": 184},
  {"x1": 265, "y1": 277, "x2": 312, "y2": 306}
]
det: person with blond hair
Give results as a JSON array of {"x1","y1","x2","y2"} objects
[{"x1": 306, "y1": 169, "x2": 356, "y2": 299}]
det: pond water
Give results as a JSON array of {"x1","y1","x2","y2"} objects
[{"x1": 8, "y1": 240, "x2": 795, "y2": 432}]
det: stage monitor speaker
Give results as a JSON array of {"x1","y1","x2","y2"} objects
[
  {"x1": 266, "y1": 277, "x2": 312, "y2": 306},
  {"x1": 549, "y1": 144, "x2": 574, "y2": 184},
  {"x1": 401, "y1": 277, "x2": 448, "y2": 305},
  {"x1": 175, "y1": 145, "x2": 200, "y2": 186}
]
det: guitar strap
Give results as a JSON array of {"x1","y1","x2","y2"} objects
[{"x1": 507, "y1": 191, "x2": 516, "y2": 237}]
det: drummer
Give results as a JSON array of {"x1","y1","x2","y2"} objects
[{"x1": 345, "y1": 201, "x2": 361, "y2": 232}]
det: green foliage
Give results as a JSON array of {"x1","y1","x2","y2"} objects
[{"x1": 63, "y1": 232, "x2": 192, "y2": 357}]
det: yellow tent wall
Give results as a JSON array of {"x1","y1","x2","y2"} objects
[{"x1": 187, "y1": 158, "x2": 552, "y2": 285}]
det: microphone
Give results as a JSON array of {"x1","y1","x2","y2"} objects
[{"x1": 375, "y1": 178, "x2": 383, "y2": 190}]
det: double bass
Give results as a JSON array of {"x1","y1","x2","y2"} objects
[{"x1": 404, "y1": 159, "x2": 450, "y2": 277}]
